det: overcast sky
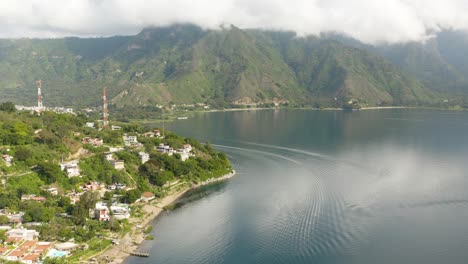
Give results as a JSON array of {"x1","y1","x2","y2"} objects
[{"x1": 1, "y1": 0, "x2": 467, "y2": 44}]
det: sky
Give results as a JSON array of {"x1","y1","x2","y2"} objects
[{"x1": 1, "y1": 0, "x2": 468, "y2": 44}]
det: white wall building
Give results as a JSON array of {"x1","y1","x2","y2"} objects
[
  {"x1": 139, "y1": 152, "x2": 150, "y2": 164},
  {"x1": 7, "y1": 228, "x2": 39, "y2": 241}
]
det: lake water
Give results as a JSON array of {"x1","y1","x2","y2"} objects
[{"x1": 126, "y1": 109, "x2": 468, "y2": 264}]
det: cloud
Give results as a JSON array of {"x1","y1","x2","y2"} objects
[{"x1": 1, "y1": 0, "x2": 468, "y2": 44}]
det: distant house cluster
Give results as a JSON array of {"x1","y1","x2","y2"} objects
[
  {"x1": 156, "y1": 143, "x2": 193, "y2": 161},
  {"x1": 0, "y1": 227, "x2": 54, "y2": 264},
  {"x1": 141, "y1": 129, "x2": 161, "y2": 138}
]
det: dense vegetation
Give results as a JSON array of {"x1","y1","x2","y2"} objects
[
  {"x1": 0, "y1": 106, "x2": 231, "y2": 247},
  {"x1": 2, "y1": 25, "x2": 466, "y2": 110}
]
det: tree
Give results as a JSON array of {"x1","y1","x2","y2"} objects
[
  {"x1": 0, "y1": 230, "x2": 7, "y2": 244},
  {"x1": 37, "y1": 161, "x2": 63, "y2": 184},
  {"x1": 0, "y1": 102, "x2": 15, "y2": 113},
  {"x1": 0, "y1": 215, "x2": 9, "y2": 225},
  {"x1": 14, "y1": 146, "x2": 33, "y2": 162},
  {"x1": 73, "y1": 191, "x2": 100, "y2": 224},
  {"x1": 152, "y1": 170, "x2": 174, "y2": 187},
  {"x1": 122, "y1": 189, "x2": 142, "y2": 204}
]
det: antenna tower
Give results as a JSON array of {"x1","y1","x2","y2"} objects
[{"x1": 36, "y1": 80, "x2": 43, "y2": 113}]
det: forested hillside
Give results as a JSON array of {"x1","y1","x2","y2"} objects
[{"x1": 2, "y1": 24, "x2": 466, "y2": 109}]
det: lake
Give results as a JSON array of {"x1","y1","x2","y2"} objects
[{"x1": 126, "y1": 109, "x2": 468, "y2": 264}]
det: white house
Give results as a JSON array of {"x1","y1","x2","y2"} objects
[
  {"x1": 60, "y1": 161, "x2": 80, "y2": 177},
  {"x1": 139, "y1": 152, "x2": 150, "y2": 164},
  {"x1": 85, "y1": 122, "x2": 95, "y2": 128},
  {"x1": 110, "y1": 204, "x2": 131, "y2": 220},
  {"x1": 156, "y1": 144, "x2": 174, "y2": 155},
  {"x1": 94, "y1": 202, "x2": 110, "y2": 221},
  {"x1": 111, "y1": 125, "x2": 122, "y2": 131},
  {"x1": 7, "y1": 228, "x2": 39, "y2": 241},
  {"x1": 183, "y1": 144, "x2": 192, "y2": 152},
  {"x1": 123, "y1": 135, "x2": 138, "y2": 146}
]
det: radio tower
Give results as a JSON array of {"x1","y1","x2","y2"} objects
[
  {"x1": 36, "y1": 80, "x2": 43, "y2": 114},
  {"x1": 102, "y1": 86, "x2": 109, "y2": 128}
]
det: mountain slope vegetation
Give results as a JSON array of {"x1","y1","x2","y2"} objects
[{"x1": 2, "y1": 24, "x2": 462, "y2": 109}]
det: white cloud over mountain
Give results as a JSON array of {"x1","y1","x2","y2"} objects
[{"x1": 1, "y1": 0, "x2": 467, "y2": 43}]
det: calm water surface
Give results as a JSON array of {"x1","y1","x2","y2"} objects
[{"x1": 126, "y1": 109, "x2": 468, "y2": 264}]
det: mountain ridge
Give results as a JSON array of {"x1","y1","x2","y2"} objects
[{"x1": 1, "y1": 24, "x2": 465, "y2": 109}]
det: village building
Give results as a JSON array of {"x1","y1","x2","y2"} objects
[
  {"x1": 6, "y1": 249, "x2": 27, "y2": 261},
  {"x1": 65, "y1": 192, "x2": 83, "y2": 204},
  {"x1": 7, "y1": 228, "x2": 39, "y2": 241},
  {"x1": 156, "y1": 144, "x2": 174, "y2": 155},
  {"x1": 183, "y1": 144, "x2": 192, "y2": 152},
  {"x1": 111, "y1": 125, "x2": 121, "y2": 131},
  {"x1": 81, "y1": 181, "x2": 104, "y2": 191},
  {"x1": 2, "y1": 154, "x2": 13, "y2": 167},
  {"x1": 21, "y1": 253, "x2": 41, "y2": 264},
  {"x1": 94, "y1": 202, "x2": 110, "y2": 221},
  {"x1": 54, "y1": 242, "x2": 79, "y2": 252},
  {"x1": 139, "y1": 152, "x2": 150, "y2": 164},
  {"x1": 44, "y1": 187, "x2": 58, "y2": 196},
  {"x1": 140, "y1": 192, "x2": 155, "y2": 202},
  {"x1": 110, "y1": 160, "x2": 125, "y2": 170},
  {"x1": 0, "y1": 210, "x2": 24, "y2": 225},
  {"x1": 60, "y1": 160, "x2": 80, "y2": 177},
  {"x1": 81, "y1": 137, "x2": 103, "y2": 147},
  {"x1": 85, "y1": 122, "x2": 95, "y2": 128},
  {"x1": 20, "y1": 195, "x2": 46, "y2": 202},
  {"x1": 123, "y1": 135, "x2": 138, "y2": 146}
]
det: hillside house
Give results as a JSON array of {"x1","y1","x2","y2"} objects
[
  {"x1": 139, "y1": 152, "x2": 150, "y2": 164},
  {"x1": 111, "y1": 125, "x2": 122, "y2": 131},
  {"x1": 141, "y1": 192, "x2": 155, "y2": 202},
  {"x1": 81, "y1": 137, "x2": 103, "y2": 147},
  {"x1": 60, "y1": 161, "x2": 80, "y2": 177},
  {"x1": 183, "y1": 144, "x2": 192, "y2": 152},
  {"x1": 7, "y1": 228, "x2": 39, "y2": 241},
  {"x1": 81, "y1": 181, "x2": 104, "y2": 191},
  {"x1": 123, "y1": 135, "x2": 138, "y2": 146},
  {"x1": 95, "y1": 203, "x2": 110, "y2": 221},
  {"x1": 156, "y1": 144, "x2": 174, "y2": 155},
  {"x1": 2, "y1": 154, "x2": 12, "y2": 166},
  {"x1": 21, "y1": 195, "x2": 46, "y2": 202},
  {"x1": 110, "y1": 160, "x2": 125, "y2": 170}
]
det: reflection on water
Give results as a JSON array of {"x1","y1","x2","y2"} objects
[{"x1": 128, "y1": 109, "x2": 468, "y2": 264}]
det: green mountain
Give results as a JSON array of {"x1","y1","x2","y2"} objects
[
  {"x1": 0, "y1": 24, "x2": 438, "y2": 108},
  {"x1": 326, "y1": 30, "x2": 468, "y2": 99}
]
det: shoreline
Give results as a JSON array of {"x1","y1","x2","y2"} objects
[
  {"x1": 130, "y1": 106, "x2": 466, "y2": 124},
  {"x1": 95, "y1": 170, "x2": 236, "y2": 264}
]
